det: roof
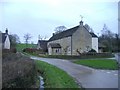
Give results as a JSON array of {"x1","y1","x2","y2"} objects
[
  {"x1": 90, "y1": 32, "x2": 98, "y2": 37},
  {"x1": 49, "y1": 26, "x2": 79, "y2": 41},
  {"x1": 2, "y1": 33, "x2": 7, "y2": 43},
  {"x1": 49, "y1": 25, "x2": 98, "y2": 41},
  {"x1": 49, "y1": 43, "x2": 61, "y2": 48},
  {"x1": 38, "y1": 40, "x2": 48, "y2": 51},
  {"x1": 38, "y1": 40, "x2": 48, "y2": 43},
  {"x1": 1, "y1": 29, "x2": 9, "y2": 43}
]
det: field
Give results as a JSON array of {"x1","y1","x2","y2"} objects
[
  {"x1": 74, "y1": 59, "x2": 119, "y2": 70},
  {"x1": 16, "y1": 43, "x2": 37, "y2": 52},
  {"x1": 35, "y1": 60, "x2": 80, "y2": 88}
]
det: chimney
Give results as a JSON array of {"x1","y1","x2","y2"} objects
[
  {"x1": 79, "y1": 20, "x2": 83, "y2": 26},
  {"x1": 5, "y1": 28, "x2": 8, "y2": 34}
]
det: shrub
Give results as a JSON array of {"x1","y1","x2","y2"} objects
[
  {"x1": 2, "y1": 48, "x2": 17, "y2": 53},
  {"x1": 10, "y1": 48, "x2": 17, "y2": 53},
  {"x1": 23, "y1": 48, "x2": 37, "y2": 53},
  {"x1": 2, "y1": 49, "x2": 10, "y2": 53},
  {"x1": 43, "y1": 53, "x2": 114, "y2": 59},
  {"x1": 2, "y1": 52, "x2": 37, "y2": 88},
  {"x1": 23, "y1": 48, "x2": 46, "y2": 54},
  {"x1": 88, "y1": 49, "x2": 97, "y2": 53}
]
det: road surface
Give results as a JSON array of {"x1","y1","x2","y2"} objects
[{"x1": 31, "y1": 56, "x2": 118, "y2": 89}]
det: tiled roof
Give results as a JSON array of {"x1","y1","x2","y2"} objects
[
  {"x1": 49, "y1": 25, "x2": 98, "y2": 42},
  {"x1": 49, "y1": 26, "x2": 79, "y2": 41},
  {"x1": 90, "y1": 32, "x2": 98, "y2": 37}
]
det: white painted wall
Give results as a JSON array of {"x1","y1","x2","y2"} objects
[
  {"x1": 48, "y1": 47, "x2": 52, "y2": 55},
  {"x1": 4, "y1": 35, "x2": 10, "y2": 49},
  {"x1": 92, "y1": 37, "x2": 98, "y2": 52}
]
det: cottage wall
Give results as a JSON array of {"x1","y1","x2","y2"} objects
[
  {"x1": 48, "y1": 36, "x2": 71, "y2": 55},
  {"x1": 72, "y1": 26, "x2": 92, "y2": 55},
  {"x1": 48, "y1": 47, "x2": 52, "y2": 55},
  {"x1": 52, "y1": 48, "x2": 61, "y2": 55},
  {"x1": 37, "y1": 42, "x2": 40, "y2": 49},
  {"x1": 4, "y1": 35, "x2": 10, "y2": 49}
]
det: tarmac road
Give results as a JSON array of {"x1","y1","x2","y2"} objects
[{"x1": 31, "y1": 56, "x2": 118, "y2": 89}]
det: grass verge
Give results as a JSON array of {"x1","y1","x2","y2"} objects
[
  {"x1": 74, "y1": 59, "x2": 119, "y2": 70},
  {"x1": 35, "y1": 60, "x2": 79, "y2": 88},
  {"x1": 16, "y1": 43, "x2": 36, "y2": 52}
]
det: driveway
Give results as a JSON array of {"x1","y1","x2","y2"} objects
[{"x1": 30, "y1": 56, "x2": 118, "y2": 88}]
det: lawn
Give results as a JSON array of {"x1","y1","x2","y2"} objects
[
  {"x1": 74, "y1": 59, "x2": 119, "y2": 70},
  {"x1": 35, "y1": 60, "x2": 80, "y2": 88},
  {"x1": 16, "y1": 43, "x2": 36, "y2": 52}
]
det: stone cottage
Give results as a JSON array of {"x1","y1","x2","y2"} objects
[
  {"x1": 37, "y1": 40, "x2": 48, "y2": 52},
  {"x1": 0, "y1": 29, "x2": 10, "y2": 49},
  {"x1": 47, "y1": 21, "x2": 98, "y2": 55}
]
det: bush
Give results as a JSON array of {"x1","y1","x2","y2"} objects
[
  {"x1": 23, "y1": 48, "x2": 46, "y2": 54},
  {"x1": 2, "y1": 52, "x2": 37, "y2": 88},
  {"x1": 11, "y1": 48, "x2": 17, "y2": 53},
  {"x1": 23, "y1": 48, "x2": 37, "y2": 53},
  {"x1": 43, "y1": 53, "x2": 114, "y2": 60},
  {"x1": 2, "y1": 48, "x2": 17, "y2": 53},
  {"x1": 88, "y1": 49, "x2": 97, "y2": 53}
]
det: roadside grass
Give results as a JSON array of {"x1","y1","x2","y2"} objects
[
  {"x1": 74, "y1": 59, "x2": 119, "y2": 70},
  {"x1": 35, "y1": 60, "x2": 80, "y2": 88},
  {"x1": 16, "y1": 43, "x2": 36, "y2": 52}
]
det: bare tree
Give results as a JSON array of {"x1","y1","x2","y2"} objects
[
  {"x1": 9, "y1": 34, "x2": 20, "y2": 48},
  {"x1": 38, "y1": 35, "x2": 48, "y2": 40},
  {"x1": 84, "y1": 24, "x2": 94, "y2": 32},
  {"x1": 54, "y1": 26, "x2": 67, "y2": 34},
  {"x1": 99, "y1": 24, "x2": 115, "y2": 52},
  {"x1": 38, "y1": 35, "x2": 42, "y2": 40},
  {"x1": 84, "y1": 24, "x2": 90, "y2": 31},
  {"x1": 24, "y1": 33, "x2": 32, "y2": 47}
]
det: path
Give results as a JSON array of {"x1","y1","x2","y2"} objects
[{"x1": 31, "y1": 56, "x2": 118, "y2": 89}]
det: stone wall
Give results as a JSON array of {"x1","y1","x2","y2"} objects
[
  {"x1": 72, "y1": 26, "x2": 92, "y2": 55},
  {"x1": 48, "y1": 36, "x2": 71, "y2": 55}
]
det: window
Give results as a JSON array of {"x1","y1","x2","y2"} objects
[
  {"x1": 56, "y1": 49, "x2": 58, "y2": 53},
  {"x1": 56, "y1": 49, "x2": 60, "y2": 53}
]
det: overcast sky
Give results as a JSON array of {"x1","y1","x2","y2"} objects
[{"x1": 0, "y1": 0, "x2": 119, "y2": 44}]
